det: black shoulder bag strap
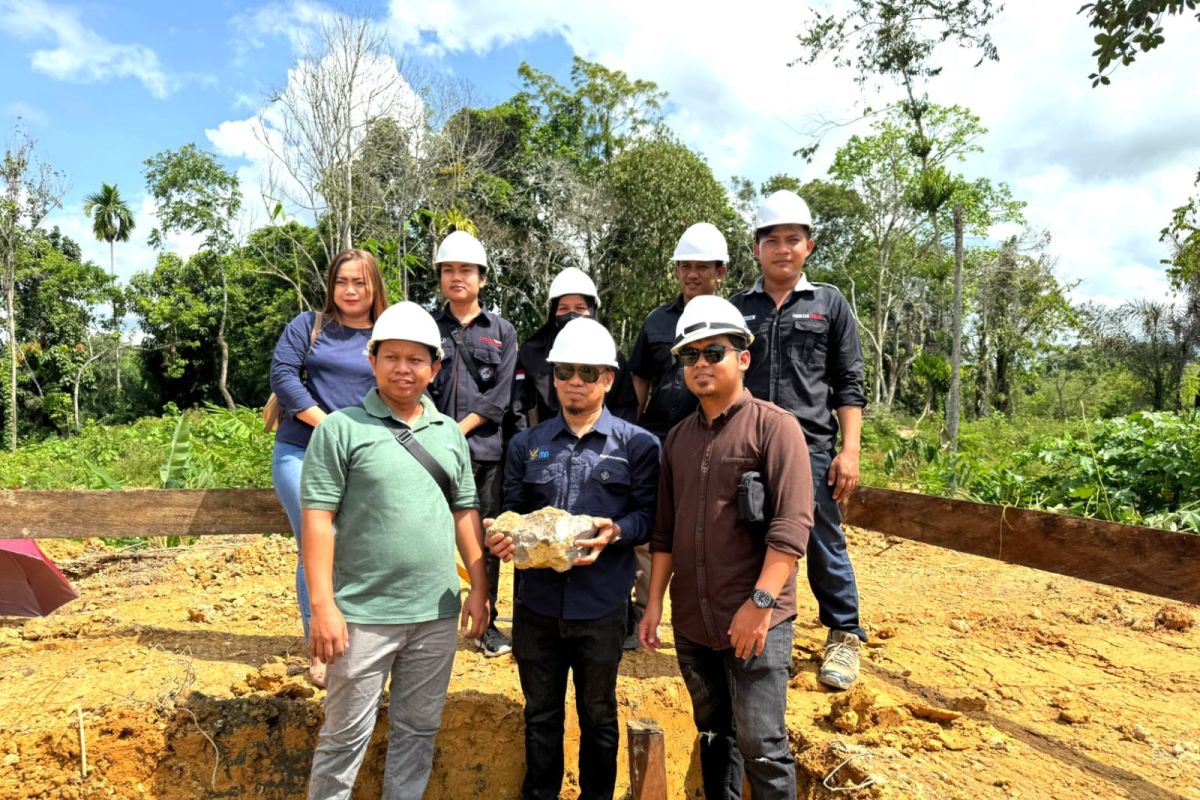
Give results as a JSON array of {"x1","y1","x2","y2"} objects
[
  {"x1": 371, "y1": 409, "x2": 455, "y2": 507},
  {"x1": 298, "y1": 311, "x2": 324, "y2": 384},
  {"x1": 450, "y1": 327, "x2": 488, "y2": 391}
]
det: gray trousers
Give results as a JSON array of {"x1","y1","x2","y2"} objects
[{"x1": 307, "y1": 618, "x2": 458, "y2": 800}]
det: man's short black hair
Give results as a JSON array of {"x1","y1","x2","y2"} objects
[
  {"x1": 369, "y1": 340, "x2": 439, "y2": 362},
  {"x1": 754, "y1": 223, "x2": 813, "y2": 244}
]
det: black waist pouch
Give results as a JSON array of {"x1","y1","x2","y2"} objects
[{"x1": 737, "y1": 470, "x2": 767, "y2": 526}]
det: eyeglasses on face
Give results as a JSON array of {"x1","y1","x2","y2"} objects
[
  {"x1": 677, "y1": 344, "x2": 741, "y2": 367},
  {"x1": 552, "y1": 363, "x2": 608, "y2": 383}
]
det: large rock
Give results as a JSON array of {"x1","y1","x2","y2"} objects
[{"x1": 491, "y1": 508, "x2": 597, "y2": 572}]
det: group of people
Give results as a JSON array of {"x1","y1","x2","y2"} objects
[{"x1": 268, "y1": 189, "x2": 868, "y2": 800}]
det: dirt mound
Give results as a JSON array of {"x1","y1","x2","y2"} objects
[{"x1": 2, "y1": 528, "x2": 1198, "y2": 799}]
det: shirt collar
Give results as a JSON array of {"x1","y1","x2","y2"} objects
[
  {"x1": 437, "y1": 303, "x2": 494, "y2": 327},
  {"x1": 667, "y1": 294, "x2": 685, "y2": 313},
  {"x1": 750, "y1": 273, "x2": 816, "y2": 295},
  {"x1": 549, "y1": 406, "x2": 615, "y2": 439},
  {"x1": 362, "y1": 387, "x2": 441, "y2": 430},
  {"x1": 699, "y1": 388, "x2": 752, "y2": 429}
]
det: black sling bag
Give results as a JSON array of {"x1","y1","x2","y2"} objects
[{"x1": 370, "y1": 408, "x2": 455, "y2": 507}]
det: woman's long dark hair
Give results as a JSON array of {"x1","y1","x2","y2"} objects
[{"x1": 319, "y1": 249, "x2": 389, "y2": 328}]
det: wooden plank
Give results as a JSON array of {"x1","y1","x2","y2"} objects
[
  {"x1": 844, "y1": 486, "x2": 1200, "y2": 605},
  {"x1": 0, "y1": 489, "x2": 290, "y2": 539},
  {"x1": 626, "y1": 718, "x2": 667, "y2": 800}
]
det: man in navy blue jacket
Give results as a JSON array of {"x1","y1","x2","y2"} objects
[{"x1": 487, "y1": 317, "x2": 660, "y2": 800}]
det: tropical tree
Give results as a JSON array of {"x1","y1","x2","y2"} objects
[
  {"x1": 82, "y1": 182, "x2": 136, "y2": 395},
  {"x1": 143, "y1": 144, "x2": 242, "y2": 410},
  {"x1": 83, "y1": 183, "x2": 136, "y2": 285}
]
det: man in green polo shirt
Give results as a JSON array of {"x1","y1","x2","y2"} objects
[{"x1": 300, "y1": 300, "x2": 490, "y2": 800}]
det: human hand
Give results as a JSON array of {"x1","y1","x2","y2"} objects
[
  {"x1": 309, "y1": 602, "x2": 349, "y2": 665},
  {"x1": 727, "y1": 599, "x2": 772, "y2": 659},
  {"x1": 485, "y1": 520, "x2": 515, "y2": 561},
  {"x1": 828, "y1": 449, "x2": 860, "y2": 502},
  {"x1": 461, "y1": 587, "x2": 489, "y2": 639},
  {"x1": 639, "y1": 601, "x2": 664, "y2": 652},
  {"x1": 573, "y1": 518, "x2": 620, "y2": 566}
]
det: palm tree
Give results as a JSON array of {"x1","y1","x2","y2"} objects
[{"x1": 83, "y1": 183, "x2": 135, "y2": 395}]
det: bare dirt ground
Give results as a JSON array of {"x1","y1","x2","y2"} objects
[{"x1": 1, "y1": 526, "x2": 1198, "y2": 799}]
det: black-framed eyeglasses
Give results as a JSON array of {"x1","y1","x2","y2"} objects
[
  {"x1": 552, "y1": 363, "x2": 608, "y2": 383},
  {"x1": 677, "y1": 344, "x2": 741, "y2": 367}
]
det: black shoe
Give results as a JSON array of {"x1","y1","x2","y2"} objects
[{"x1": 475, "y1": 626, "x2": 512, "y2": 657}]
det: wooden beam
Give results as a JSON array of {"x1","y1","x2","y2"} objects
[
  {"x1": 626, "y1": 718, "x2": 667, "y2": 800},
  {"x1": 0, "y1": 489, "x2": 290, "y2": 539},
  {"x1": 844, "y1": 486, "x2": 1200, "y2": 605},
  {"x1": 3, "y1": 486, "x2": 1197, "y2": 605}
]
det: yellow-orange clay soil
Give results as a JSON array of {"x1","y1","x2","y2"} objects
[{"x1": 1, "y1": 527, "x2": 1197, "y2": 799}]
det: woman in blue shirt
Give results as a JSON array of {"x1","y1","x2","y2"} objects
[{"x1": 269, "y1": 248, "x2": 389, "y2": 686}]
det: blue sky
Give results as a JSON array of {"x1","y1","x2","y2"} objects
[{"x1": 2, "y1": 0, "x2": 1199, "y2": 308}]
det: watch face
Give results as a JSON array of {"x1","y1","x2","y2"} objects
[{"x1": 752, "y1": 589, "x2": 774, "y2": 609}]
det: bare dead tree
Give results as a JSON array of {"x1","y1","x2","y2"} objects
[{"x1": 254, "y1": 12, "x2": 425, "y2": 267}]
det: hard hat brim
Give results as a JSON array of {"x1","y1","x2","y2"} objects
[{"x1": 671, "y1": 322, "x2": 754, "y2": 354}]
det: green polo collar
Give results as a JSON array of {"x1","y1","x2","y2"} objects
[{"x1": 361, "y1": 387, "x2": 443, "y2": 431}]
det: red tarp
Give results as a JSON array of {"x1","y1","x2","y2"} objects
[{"x1": 0, "y1": 539, "x2": 79, "y2": 616}]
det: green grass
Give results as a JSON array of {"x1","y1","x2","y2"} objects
[{"x1": 0, "y1": 404, "x2": 273, "y2": 490}]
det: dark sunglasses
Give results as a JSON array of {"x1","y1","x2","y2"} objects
[
  {"x1": 677, "y1": 344, "x2": 741, "y2": 367},
  {"x1": 552, "y1": 363, "x2": 608, "y2": 383}
]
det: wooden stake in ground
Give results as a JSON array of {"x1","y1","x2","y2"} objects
[
  {"x1": 627, "y1": 718, "x2": 666, "y2": 800},
  {"x1": 75, "y1": 706, "x2": 87, "y2": 779}
]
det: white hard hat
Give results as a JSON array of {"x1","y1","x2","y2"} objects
[
  {"x1": 672, "y1": 295, "x2": 755, "y2": 353},
  {"x1": 368, "y1": 301, "x2": 444, "y2": 360},
  {"x1": 755, "y1": 190, "x2": 813, "y2": 231},
  {"x1": 548, "y1": 267, "x2": 600, "y2": 307},
  {"x1": 546, "y1": 317, "x2": 619, "y2": 368},
  {"x1": 673, "y1": 222, "x2": 729, "y2": 262},
  {"x1": 434, "y1": 230, "x2": 488, "y2": 268}
]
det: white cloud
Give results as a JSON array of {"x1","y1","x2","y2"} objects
[
  {"x1": 230, "y1": 0, "x2": 343, "y2": 59},
  {"x1": 0, "y1": 0, "x2": 186, "y2": 98},
  {"x1": 4, "y1": 101, "x2": 49, "y2": 127}
]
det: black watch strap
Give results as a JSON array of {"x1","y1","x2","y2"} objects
[{"x1": 751, "y1": 589, "x2": 775, "y2": 609}]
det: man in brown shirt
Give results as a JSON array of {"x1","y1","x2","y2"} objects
[{"x1": 639, "y1": 295, "x2": 812, "y2": 799}]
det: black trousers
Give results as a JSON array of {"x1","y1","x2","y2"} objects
[{"x1": 512, "y1": 602, "x2": 626, "y2": 800}]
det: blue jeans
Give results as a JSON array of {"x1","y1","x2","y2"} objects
[
  {"x1": 808, "y1": 448, "x2": 866, "y2": 641},
  {"x1": 512, "y1": 602, "x2": 626, "y2": 800},
  {"x1": 675, "y1": 623, "x2": 795, "y2": 800},
  {"x1": 272, "y1": 440, "x2": 312, "y2": 640}
]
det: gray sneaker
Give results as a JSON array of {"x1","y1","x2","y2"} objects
[
  {"x1": 819, "y1": 630, "x2": 862, "y2": 690},
  {"x1": 476, "y1": 626, "x2": 512, "y2": 658}
]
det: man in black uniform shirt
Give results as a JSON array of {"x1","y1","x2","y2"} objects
[{"x1": 730, "y1": 190, "x2": 868, "y2": 690}]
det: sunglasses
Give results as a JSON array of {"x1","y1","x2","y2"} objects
[
  {"x1": 552, "y1": 364, "x2": 608, "y2": 383},
  {"x1": 677, "y1": 344, "x2": 741, "y2": 367}
]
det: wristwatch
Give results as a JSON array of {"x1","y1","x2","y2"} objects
[{"x1": 751, "y1": 589, "x2": 776, "y2": 609}]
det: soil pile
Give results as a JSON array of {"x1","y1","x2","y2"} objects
[{"x1": 2, "y1": 528, "x2": 1198, "y2": 799}]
